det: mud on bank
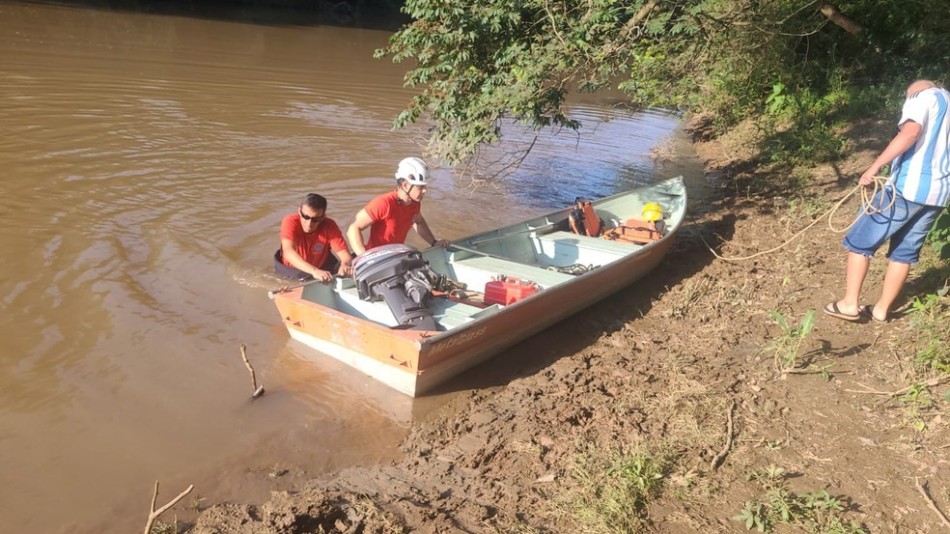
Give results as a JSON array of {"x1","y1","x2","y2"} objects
[{"x1": 189, "y1": 121, "x2": 950, "y2": 533}]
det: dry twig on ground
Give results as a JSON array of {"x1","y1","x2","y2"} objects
[
  {"x1": 844, "y1": 376, "x2": 950, "y2": 397},
  {"x1": 710, "y1": 400, "x2": 737, "y2": 470},
  {"x1": 916, "y1": 477, "x2": 950, "y2": 529}
]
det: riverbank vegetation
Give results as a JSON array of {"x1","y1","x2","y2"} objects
[{"x1": 380, "y1": 0, "x2": 947, "y2": 170}]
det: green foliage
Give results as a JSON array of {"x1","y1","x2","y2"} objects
[
  {"x1": 377, "y1": 0, "x2": 949, "y2": 166},
  {"x1": 928, "y1": 208, "x2": 950, "y2": 260},
  {"x1": 568, "y1": 446, "x2": 670, "y2": 532},
  {"x1": 734, "y1": 466, "x2": 866, "y2": 533},
  {"x1": 907, "y1": 293, "x2": 950, "y2": 374},
  {"x1": 765, "y1": 309, "x2": 816, "y2": 371}
]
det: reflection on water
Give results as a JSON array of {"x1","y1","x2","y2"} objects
[{"x1": 0, "y1": 2, "x2": 704, "y2": 532}]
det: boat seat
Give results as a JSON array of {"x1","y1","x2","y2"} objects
[
  {"x1": 449, "y1": 253, "x2": 574, "y2": 289},
  {"x1": 432, "y1": 298, "x2": 502, "y2": 329},
  {"x1": 536, "y1": 231, "x2": 638, "y2": 267}
]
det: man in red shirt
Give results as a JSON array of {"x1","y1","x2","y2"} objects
[
  {"x1": 347, "y1": 157, "x2": 449, "y2": 256},
  {"x1": 274, "y1": 193, "x2": 354, "y2": 282}
]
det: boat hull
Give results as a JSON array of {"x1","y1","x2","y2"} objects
[{"x1": 412, "y1": 237, "x2": 673, "y2": 394}]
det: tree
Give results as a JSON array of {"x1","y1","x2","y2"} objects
[{"x1": 377, "y1": 0, "x2": 950, "y2": 167}]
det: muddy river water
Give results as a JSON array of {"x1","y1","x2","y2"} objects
[{"x1": 0, "y1": 2, "x2": 704, "y2": 531}]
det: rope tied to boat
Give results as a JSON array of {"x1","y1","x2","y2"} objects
[
  {"x1": 700, "y1": 176, "x2": 896, "y2": 262},
  {"x1": 547, "y1": 263, "x2": 598, "y2": 275}
]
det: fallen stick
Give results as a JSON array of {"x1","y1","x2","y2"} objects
[
  {"x1": 143, "y1": 480, "x2": 194, "y2": 534},
  {"x1": 844, "y1": 376, "x2": 950, "y2": 397},
  {"x1": 785, "y1": 368, "x2": 851, "y2": 375},
  {"x1": 915, "y1": 477, "x2": 950, "y2": 529},
  {"x1": 710, "y1": 400, "x2": 736, "y2": 471},
  {"x1": 240, "y1": 344, "x2": 265, "y2": 399}
]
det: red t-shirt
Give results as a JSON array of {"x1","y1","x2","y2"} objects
[
  {"x1": 280, "y1": 213, "x2": 348, "y2": 269},
  {"x1": 364, "y1": 190, "x2": 421, "y2": 249}
]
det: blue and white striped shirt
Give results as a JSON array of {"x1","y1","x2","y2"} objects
[{"x1": 890, "y1": 87, "x2": 950, "y2": 207}]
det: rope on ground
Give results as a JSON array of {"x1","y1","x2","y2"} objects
[{"x1": 700, "y1": 176, "x2": 895, "y2": 262}]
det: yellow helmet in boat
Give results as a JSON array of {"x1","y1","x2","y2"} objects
[{"x1": 641, "y1": 202, "x2": 663, "y2": 222}]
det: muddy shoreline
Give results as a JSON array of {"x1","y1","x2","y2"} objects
[{"x1": 188, "y1": 120, "x2": 950, "y2": 533}]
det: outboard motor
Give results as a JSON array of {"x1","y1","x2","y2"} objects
[{"x1": 353, "y1": 244, "x2": 439, "y2": 330}]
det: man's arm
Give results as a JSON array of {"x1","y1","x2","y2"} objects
[
  {"x1": 860, "y1": 120, "x2": 922, "y2": 186},
  {"x1": 413, "y1": 213, "x2": 449, "y2": 248},
  {"x1": 333, "y1": 248, "x2": 355, "y2": 276},
  {"x1": 347, "y1": 209, "x2": 374, "y2": 256},
  {"x1": 281, "y1": 238, "x2": 333, "y2": 282}
]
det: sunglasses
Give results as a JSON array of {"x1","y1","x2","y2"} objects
[{"x1": 299, "y1": 210, "x2": 325, "y2": 223}]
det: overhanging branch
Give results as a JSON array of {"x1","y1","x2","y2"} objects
[
  {"x1": 818, "y1": 1, "x2": 863, "y2": 35},
  {"x1": 623, "y1": 0, "x2": 661, "y2": 37}
]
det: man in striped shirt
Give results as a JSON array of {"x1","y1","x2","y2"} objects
[{"x1": 824, "y1": 80, "x2": 949, "y2": 323}]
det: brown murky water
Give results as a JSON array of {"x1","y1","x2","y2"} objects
[{"x1": 0, "y1": 2, "x2": 704, "y2": 531}]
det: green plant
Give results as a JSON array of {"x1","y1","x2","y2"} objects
[
  {"x1": 818, "y1": 362, "x2": 837, "y2": 382},
  {"x1": 190, "y1": 495, "x2": 205, "y2": 514},
  {"x1": 901, "y1": 383, "x2": 933, "y2": 408},
  {"x1": 567, "y1": 447, "x2": 670, "y2": 532},
  {"x1": 928, "y1": 207, "x2": 950, "y2": 259},
  {"x1": 788, "y1": 195, "x2": 831, "y2": 218},
  {"x1": 734, "y1": 467, "x2": 866, "y2": 533},
  {"x1": 765, "y1": 309, "x2": 816, "y2": 371},
  {"x1": 900, "y1": 383, "x2": 934, "y2": 432},
  {"x1": 907, "y1": 293, "x2": 950, "y2": 374}
]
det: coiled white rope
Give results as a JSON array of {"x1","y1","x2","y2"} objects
[{"x1": 701, "y1": 176, "x2": 895, "y2": 262}]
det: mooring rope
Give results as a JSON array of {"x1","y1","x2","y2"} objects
[{"x1": 700, "y1": 176, "x2": 895, "y2": 262}]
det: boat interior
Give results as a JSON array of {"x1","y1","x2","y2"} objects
[{"x1": 298, "y1": 183, "x2": 685, "y2": 333}]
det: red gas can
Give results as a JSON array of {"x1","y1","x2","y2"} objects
[{"x1": 484, "y1": 277, "x2": 539, "y2": 306}]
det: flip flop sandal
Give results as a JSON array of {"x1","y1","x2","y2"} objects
[
  {"x1": 860, "y1": 304, "x2": 886, "y2": 323},
  {"x1": 823, "y1": 302, "x2": 860, "y2": 322}
]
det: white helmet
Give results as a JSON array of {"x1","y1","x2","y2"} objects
[{"x1": 395, "y1": 157, "x2": 430, "y2": 186}]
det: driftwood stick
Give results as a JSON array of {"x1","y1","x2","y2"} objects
[
  {"x1": 710, "y1": 400, "x2": 737, "y2": 470},
  {"x1": 240, "y1": 344, "x2": 265, "y2": 399},
  {"x1": 916, "y1": 477, "x2": 950, "y2": 529},
  {"x1": 143, "y1": 480, "x2": 194, "y2": 534}
]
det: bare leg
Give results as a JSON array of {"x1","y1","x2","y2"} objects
[
  {"x1": 872, "y1": 261, "x2": 910, "y2": 321},
  {"x1": 835, "y1": 252, "x2": 870, "y2": 316}
]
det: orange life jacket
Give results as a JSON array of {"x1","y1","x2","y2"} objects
[
  {"x1": 568, "y1": 198, "x2": 603, "y2": 237},
  {"x1": 602, "y1": 219, "x2": 665, "y2": 244}
]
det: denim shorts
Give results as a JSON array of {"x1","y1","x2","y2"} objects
[{"x1": 843, "y1": 187, "x2": 943, "y2": 264}]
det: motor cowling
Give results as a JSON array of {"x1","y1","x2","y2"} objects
[{"x1": 353, "y1": 244, "x2": 438, "y2": 330}]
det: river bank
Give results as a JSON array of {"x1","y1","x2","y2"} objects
[{"x1": 188, "y1": 117, "x2": 950, "y2": 533}]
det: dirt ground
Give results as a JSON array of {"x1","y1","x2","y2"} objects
[{"x1": 189, "y1": 120, "x2": 950, "y2": 533}]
